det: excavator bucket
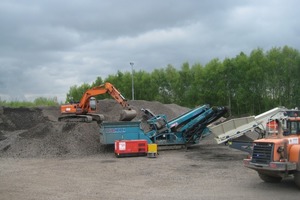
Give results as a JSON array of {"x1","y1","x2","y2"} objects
[{"x1": 119, "y1": 109, "x2": 137, "y2": 121}]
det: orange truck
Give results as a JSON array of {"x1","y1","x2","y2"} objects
[
  {"x1": 243, "y1": 109, "x2": 300, "y2": 188},
  {"x1": 58, "y1": 82, "x2": 137, "y2": 123}
]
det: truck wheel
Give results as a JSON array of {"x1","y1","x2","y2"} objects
[
  {"x1": 294, "y1": 172, "x2": 300, "y2": 188},
  {"x1": 258, "y1": 173, "x2": 282, "y2": 183}
]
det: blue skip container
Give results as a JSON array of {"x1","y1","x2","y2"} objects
[{"x1": 99, "y1": 121, "x2": 152, "y2": 145}]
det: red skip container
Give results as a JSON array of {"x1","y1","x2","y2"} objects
[{"x1": 114, "y1": 140, "x2": 148, "y2": 157}]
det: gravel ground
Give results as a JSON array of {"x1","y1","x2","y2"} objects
[
  {"x1": 0, "y1": 144, "x2": 299, "y2": 200},
  {"x1": 0, "y1": 100, "x2": 299, "y2": 199}
]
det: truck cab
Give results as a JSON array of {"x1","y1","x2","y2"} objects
[{"x1": 243, "y1": 110, "x2": 300, "y2": 188}]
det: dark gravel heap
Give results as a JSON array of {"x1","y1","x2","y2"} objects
[{"x1": 0, "y1": 100, "x2": 190, "y2": 158}]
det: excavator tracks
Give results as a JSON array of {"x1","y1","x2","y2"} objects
[{"x1": 58, "y1": 114, "x2": 104, "y2": 123}]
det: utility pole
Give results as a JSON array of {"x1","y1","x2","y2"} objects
[{"x1": 130, "y1": 62, "x2": 134, "y2": 100}]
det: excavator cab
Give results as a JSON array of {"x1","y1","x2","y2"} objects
[{"x1": 89, "y1": 97, "x2": 97, "y2": 112}]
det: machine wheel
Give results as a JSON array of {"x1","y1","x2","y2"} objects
[
  {"x1": 258, "y1": 173, "x2": 282, "y2": 183},
  {"x1": 294, "y1": 171, "x2": 300, "y2": 189}
]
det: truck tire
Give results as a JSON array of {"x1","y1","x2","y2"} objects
[
  {"x1": 294, "y1": 171, "x2": 300, "y2": 189},
  {"x1": 258, "y1": 173, "x2": 282, "y2": 183}
]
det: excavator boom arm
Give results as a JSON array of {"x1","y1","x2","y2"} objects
[
  {"x1": 60, "y1": 82, "x2": 136, "y2": 122},
  {"x1": 79, "y1": 82, "x2": 130, "y2": 113}
]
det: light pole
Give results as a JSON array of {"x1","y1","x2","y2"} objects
[{"x1": 130, "y1": 62, "x2": 134, "y2": 100}]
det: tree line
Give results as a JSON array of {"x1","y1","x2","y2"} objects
[{"x1": 66, "y1": 46, "x2": 300, "y2": 116}]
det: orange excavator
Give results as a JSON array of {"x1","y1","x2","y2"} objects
[{"x1": 58, "y1": 82, "x2": 137, "y2": 123}]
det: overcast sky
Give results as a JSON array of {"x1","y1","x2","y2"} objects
[{"x1": 0, "y1": 0, "x2": 299, "y2": 102}]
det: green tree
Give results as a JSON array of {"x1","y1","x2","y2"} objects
[
  {"x1": 186, "y1": 63, "x2": 205, "y2": 107},
  {"x1": 201, "y1": 59, "x2": 225, "y2": 106},
  {"x1": 66, "y1": 83, "x2": 91, "y2": 103},
  {"x1": 150, "y1": 68, "x2": 171, "y2": 103},
  {"x1": 134, "y1": 70, "x2": 157, "y2": 101},
  {"x1": 247, "y1": 48, "x2": 268, "y2": 114},
  {"x1": 280, "y1": 46, "x2": 300, "y2": 108},
  {"x1": 91, "y1": 76, "x2": 104, "y2": 87},
  {"x1": 230, "y1": 52, "x2": 249, "y2": 115},
  {"x1": 176, "y1": 62, "x2": 193, "y2": 105}
]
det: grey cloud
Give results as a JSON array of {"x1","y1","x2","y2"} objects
[{"x1": 0, "y1": 0, "x2": 299, "y2": 102}]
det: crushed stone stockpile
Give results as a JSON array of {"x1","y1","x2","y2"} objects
[{"x1": 0, "y1": 100, "x2": 190, "y2": 158}]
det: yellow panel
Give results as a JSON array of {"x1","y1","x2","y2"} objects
[{"x1": 148, "y1": 144, "x2": 157, "y2": 153}]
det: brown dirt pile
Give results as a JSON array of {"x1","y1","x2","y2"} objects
[{"x1": 0, "y1": 100, "x2": 190, "y2": 158}]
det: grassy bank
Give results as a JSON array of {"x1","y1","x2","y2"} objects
[{"x1": 0, "y1": 97, "x2": 59, "y2": 107}]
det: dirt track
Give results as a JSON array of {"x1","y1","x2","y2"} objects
[{"x1": 0, "y1": 100, "x2": 299, "y2": 199}]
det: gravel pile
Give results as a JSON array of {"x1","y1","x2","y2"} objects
[{"x1": 0, "y1": 100, "x2": 190, "y2": 158}]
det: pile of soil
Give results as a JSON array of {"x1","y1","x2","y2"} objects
[{"x1": 0, "y1": 100, "x2": 190, "y2": 158}]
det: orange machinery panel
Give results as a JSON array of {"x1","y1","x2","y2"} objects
[{"x1": 114, "y1": 140, "x2": 148, "y2": 157}]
